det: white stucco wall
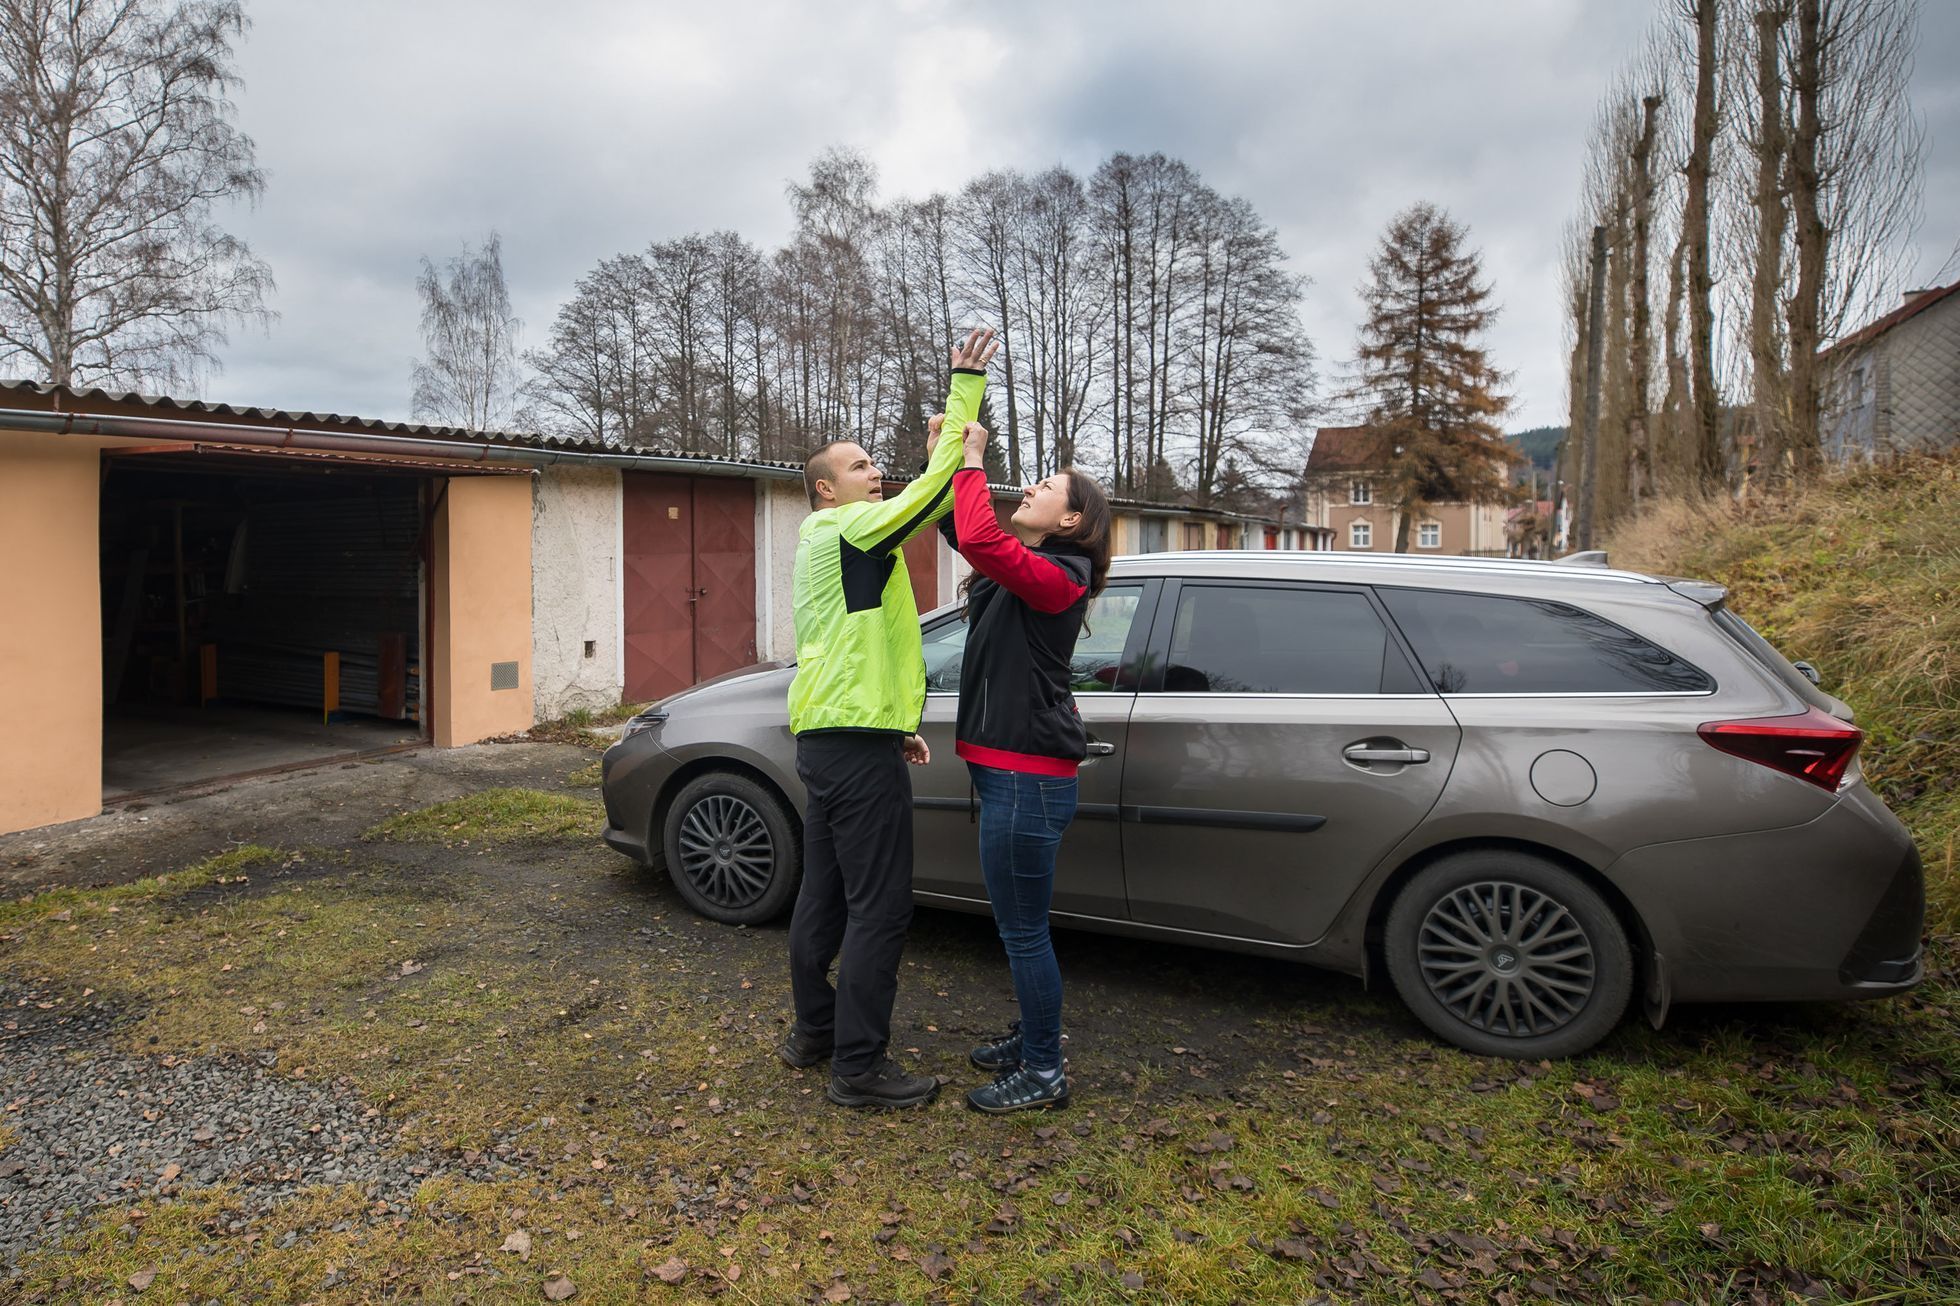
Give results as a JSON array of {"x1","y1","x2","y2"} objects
[
  {"x1": 758, "y1": 479, "x2": 805, "y2": 660},
  {"x1": 532, "y1": 465, "x2": 623, "y2": 718}
]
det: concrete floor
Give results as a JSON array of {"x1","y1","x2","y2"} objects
[{"x1": 102, "y1": 703, "x2": 424, "y2": 800}]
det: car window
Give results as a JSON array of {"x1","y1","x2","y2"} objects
[
  {"x1": 1158, "y1": 584, "x2": 1393, "y2": 694},
  {"x1": 1713, "y1": 608, "x2": 1837, "y2": 711},
  {"x1": 921, "y1": 583, "x2": 1146, "y2": 694},
  {"x1": 1378, "y1": 587, "x2": 1714, "y2": 694},
  {"x1": 921, "y1": 612, "x2": 967, "y2": 693}
]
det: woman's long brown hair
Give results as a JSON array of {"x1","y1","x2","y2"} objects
[{"x1": 958, "y1": 468, "x2": 1113, "y2": 614}]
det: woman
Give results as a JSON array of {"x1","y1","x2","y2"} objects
[{"x1": 939, "y1": 419, "x2": 1112, "y2": 1114}]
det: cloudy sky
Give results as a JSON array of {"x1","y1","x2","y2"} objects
[{"x1": 210, "y1": 0, "x2": 1959, "y2": 434}]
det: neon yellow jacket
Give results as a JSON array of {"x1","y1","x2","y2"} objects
[{"x1": 788, "y1": 369, "x2": 986, "y2": 735}]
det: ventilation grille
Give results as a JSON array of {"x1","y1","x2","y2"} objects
[{"x1": 490, "y1": 661, "x2": 519, "y2": 691}]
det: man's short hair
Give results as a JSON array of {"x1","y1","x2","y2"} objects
[{"x1": 804, "y1": 439, "x2": 851, "y2": 509}]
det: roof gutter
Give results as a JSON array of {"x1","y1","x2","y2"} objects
[{"x1": 0, "y1": 405, "x2": 801, "y2": 481}]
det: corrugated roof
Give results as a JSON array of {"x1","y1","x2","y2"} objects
[
  {"x1": 0, "y1": 378, "x2": 806, "y2": 474},
  {"x1": 1820, "y1": 280, "x2": 1960, "y2": 360}
]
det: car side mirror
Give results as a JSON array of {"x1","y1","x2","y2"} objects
[{"x1": 1792, "y1": 660, "x2": 1822, "y2": 686}]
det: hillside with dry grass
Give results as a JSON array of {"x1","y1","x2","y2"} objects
[{"x1": 1607, "y1": 453, "x2": 1960, "y2": 933}]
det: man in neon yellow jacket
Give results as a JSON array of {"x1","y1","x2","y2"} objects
[{"x1": 780, "y1": 326, "x2": 998, "y2": 1109}]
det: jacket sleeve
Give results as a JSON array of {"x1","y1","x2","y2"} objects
[
  {"x1": 950, "y1": 468, "x2": 1088, "y2": 614},
  {"x1": 836, "y1": 370, "x2": 986, "y2": 555}
]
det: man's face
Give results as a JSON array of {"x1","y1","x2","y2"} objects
[{"x1": 820, "y1": 443, "x2": 884, "y2": 506}]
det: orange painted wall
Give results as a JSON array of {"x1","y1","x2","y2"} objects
[
  {"x1": 431, "y1": 475, "x2": 535, "y2": 746},
  {"x1": 0, "y1": 431, "x2": 108, "y2": 834}
]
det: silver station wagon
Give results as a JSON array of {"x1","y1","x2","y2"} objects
[{"x1": 601, "y1": 551, "x2": 1924, "y2": 1057}]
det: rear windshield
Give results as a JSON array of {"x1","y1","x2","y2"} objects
[
  {"x1": 1378, "y1": 587, "x2": 1715, "y2": 695},
  {"x1": 1712, "y1": 608, "x2": 1838, "y2": 710}
]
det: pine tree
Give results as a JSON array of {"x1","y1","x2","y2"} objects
[{"x1": 1350, "y1": 203, "x2": 1516, "y2": 552}]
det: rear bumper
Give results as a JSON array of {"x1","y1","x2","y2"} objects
[{"x1": 1607, "y1": 786, "x2": 1925, "y2": 1004}]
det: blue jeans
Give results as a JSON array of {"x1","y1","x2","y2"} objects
[{"x1": 966, "y1": 762, "x2": 1078, "y2": 1073}]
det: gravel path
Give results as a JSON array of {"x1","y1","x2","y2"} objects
[{"x1": 0, "y1": 981, "x2": 520, "y2": 1278}]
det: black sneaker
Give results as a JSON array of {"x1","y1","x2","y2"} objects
[
  {"x1": 968, "y1": 1022, "x2": 1023, "y2": 1073},
  {"x1": 965, "y1": 1065, "x2": 1070, "y2": 1114},
  {"x1": 826, "y1": 1057, "x2": 939, "y2": 1109},
  {"x1": 778, "y1": 1026, "x2": 832, "y2": 1069}
]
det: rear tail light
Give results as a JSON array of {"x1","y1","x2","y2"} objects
[{"x1": 1697, "y1": 708, "x2": 1862, "y2": 792}]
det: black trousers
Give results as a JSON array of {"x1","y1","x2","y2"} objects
[{"x1": 788, "y1": 731, "x2": 916, "y2": 1076}]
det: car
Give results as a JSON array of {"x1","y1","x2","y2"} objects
[{"x1": 600, "y1": 549, "x2": 1924, "y2": 1058}]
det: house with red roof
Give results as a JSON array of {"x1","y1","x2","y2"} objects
[
  {"x1": 1820, "y1": 279, "x2": 1960, "y2": 461},
  {"x1": 1300, "y1": 426, "x2": 1510, "y2": 555}
]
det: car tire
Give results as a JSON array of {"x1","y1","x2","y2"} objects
[
  {"x1": 1384, "y1": 850, "x2": 1632, "y2": 1059},
  {"x1": 661, "y1": 772, "x2": 800, "y2": 926}
]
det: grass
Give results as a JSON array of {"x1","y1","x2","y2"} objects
[
  {"x1": 363, "y1": 788, "x2": 605, "y2": 846},
  {"x1": 524, "y1": 700, "x2": 654, "y2": 750},
  {"x1": 6, "y1": 788, "x2": 1956, "y2": 1302}
]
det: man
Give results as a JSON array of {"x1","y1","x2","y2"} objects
[{"x1": 781, "y1": 326, "x2": 999, "y2": 1109}]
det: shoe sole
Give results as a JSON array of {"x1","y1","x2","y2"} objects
[
  {"x1": 969, "y1": 1053, "x2": 1016, "y2": 1072},
  {"x1": 825, "y1": 1081, "x2": 939, "y2": 1109},
  {"x1": 964, "y1": 1088, "x2": 1071, "y2": 1115}
]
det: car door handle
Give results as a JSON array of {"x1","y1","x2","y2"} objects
[
  {"x1": 1085, "y1": 740, "x2": 1116, "y2": 756},
  {"x1": 1343, "y1": 745, "x2": 1430, "y2": 764}
]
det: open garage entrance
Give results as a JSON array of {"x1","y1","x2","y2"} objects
[{"x1": 98, "y1": 446, "x2": 437, "y2": 800}]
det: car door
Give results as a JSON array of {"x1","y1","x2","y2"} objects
[
  {"x1": 1118, "y1": 579, "x2": 1461, "y2": 945},
  {"x1": 910, "y1": 579, "x2": 1157, "y2": 919}
]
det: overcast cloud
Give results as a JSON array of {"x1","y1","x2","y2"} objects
[{"x1": 207, "y1": 0, "x2": 1960, "y2": 434}]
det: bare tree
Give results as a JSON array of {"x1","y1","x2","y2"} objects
[
  {"x1": 1784, "y1": 0, "x2": 1922, "y2": 471},
  {"x1": 1186, "y1": 193, "x2": 1313, "y2": 499},
  {"x1": 1678, "y1": 0, "x2": 1728, "y2": 488},
  {"x1": 0, "y1": 0, "x2": 271, "y2": 389},
  {"x1": 412, "y1": 233, "x2": 521, "y2": 430}
]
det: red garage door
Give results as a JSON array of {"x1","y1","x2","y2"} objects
[{"x1": 623, "y1": 474, "x2": 757, "y2": 702}]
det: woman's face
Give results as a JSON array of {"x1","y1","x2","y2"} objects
[{"x1": 1010, "y1": 473, "x2": 1081, "y2": 537}]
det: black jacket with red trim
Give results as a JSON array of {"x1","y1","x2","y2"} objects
[{"x1": 939, "y1": 468, "x2": 1093, "y2": 777}]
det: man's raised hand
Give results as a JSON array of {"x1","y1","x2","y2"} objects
[
  {"x1": 950, "y1": 327, "x2": 999, "y2": 372},
  {"x1": 925, "y1": 412, "x2": 945, "y2": 459}
]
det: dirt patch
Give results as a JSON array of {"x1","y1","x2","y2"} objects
[{"x1": 0, "y1": 742, "x2": 596, "y2": 896}]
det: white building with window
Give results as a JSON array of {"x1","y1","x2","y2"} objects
[
  {"x1": 1300, "y1": 427, "x2": 1508, "y2": 556},
  {"x1": 1820, "y1": 280, "x2": 1960, "y2": 461}
]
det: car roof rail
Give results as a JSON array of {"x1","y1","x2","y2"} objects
[{"x1": 1554, "y1": 549, "x2": 1610, "y2": 566}]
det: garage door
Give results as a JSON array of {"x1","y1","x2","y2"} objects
[{"x1": 622, "y1": 474, "x2": 757, "y2": 702}]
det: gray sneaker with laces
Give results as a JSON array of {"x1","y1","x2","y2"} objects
[
  {"x1": 965, "y1": 1065, "x2": 1070, "y2": 1114},
  {"x1": 968, "y1": 1022, "x2": 1023, "y2": 1073}
]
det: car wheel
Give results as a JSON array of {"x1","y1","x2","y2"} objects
[
  {"x1": 661, "y1": 772, "x2": 799, "y2": 926},
  {"x1": 1384, "y1": 851, "x2": 1632, "y2": 1059}
]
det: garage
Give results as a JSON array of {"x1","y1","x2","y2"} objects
[
  {"x1": 97, "y1": 444, "x2": 440, "y2": 799},
  {"x1": 0, "y1": 386, "x2": 540, "y2": 836}
]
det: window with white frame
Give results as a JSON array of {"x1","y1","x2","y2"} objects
[
  {"x1": 1349, "y1": 480, "x2": 1372, "y2": 505},
  {"x1": 1349, "y1": 520, "x2": 1372, "y2": 549},
  {"x1": 1417, "y1": 521, "x2": 1441, "y2": 549}
]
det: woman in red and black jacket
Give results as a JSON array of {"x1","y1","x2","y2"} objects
[{"x1": 938, "y1": 418, "x2": 1111, "y2": 1114}]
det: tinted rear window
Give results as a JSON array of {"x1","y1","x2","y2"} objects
[
  {"x1": 1378, "y1": 587, "x2": 1714, "y2": 694},
  {"x1": 1163, "y1": 584, "x2": 1398, "y2": 694},
  {"x1": 1713, "y1": 608, "x2": 1837, "y2": 710}
]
